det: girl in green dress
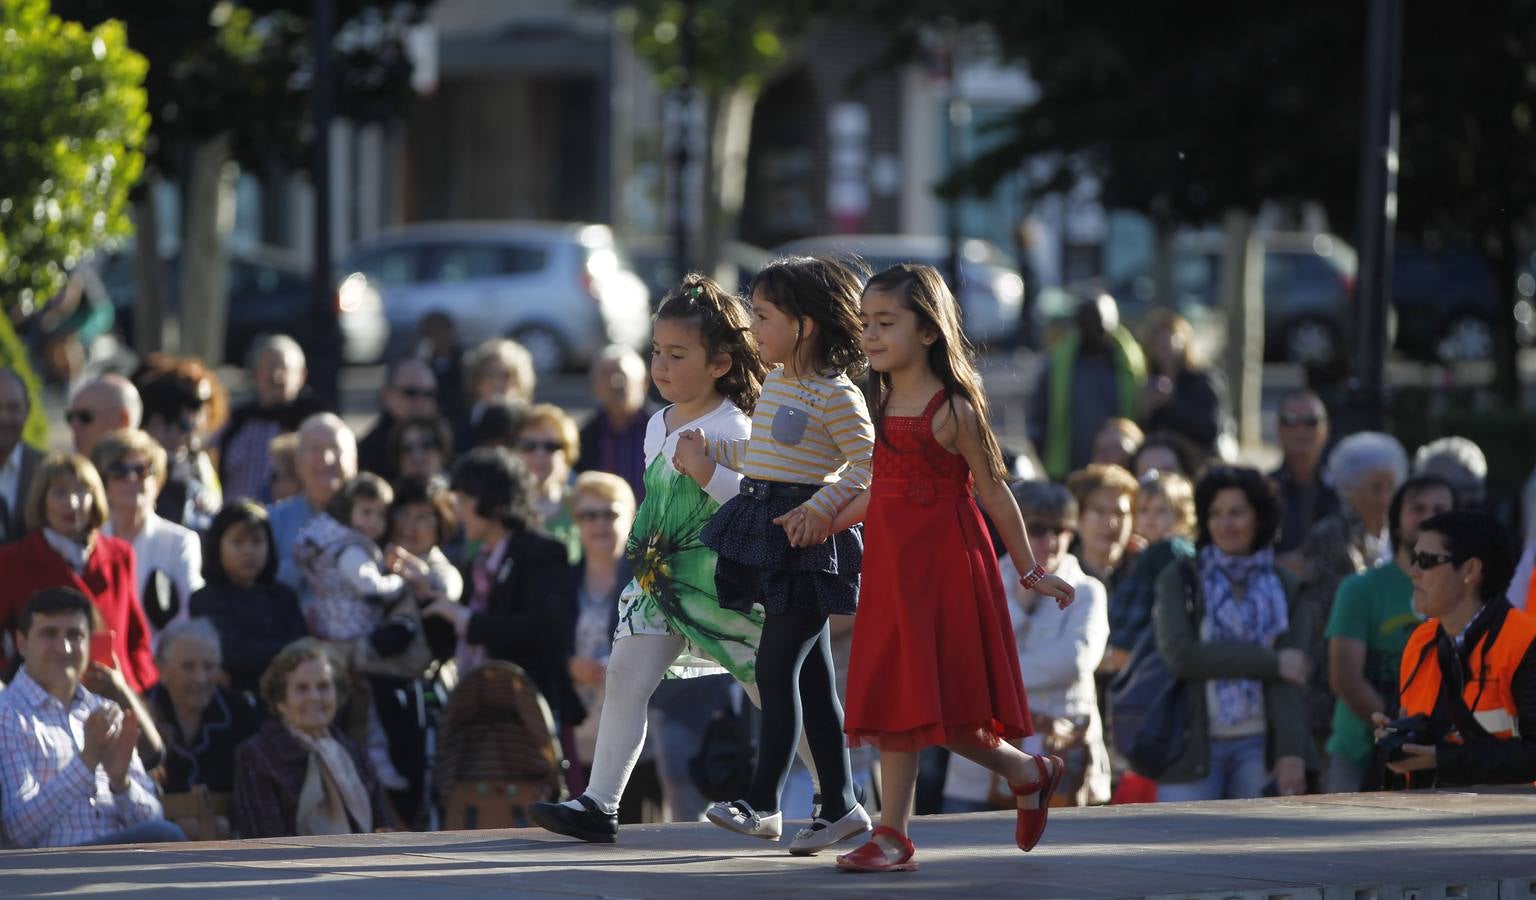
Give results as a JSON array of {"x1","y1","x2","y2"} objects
[{"x1": 529, "y1": 274, "x2": 788, "y2": 843}]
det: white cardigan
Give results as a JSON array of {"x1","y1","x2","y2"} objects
[
  {"x1": 945, "y1": 552, "x2": 1110, "y2": 805},
  {"x1": 105, "y1": 513, "x2": 204, "y2": 634}
]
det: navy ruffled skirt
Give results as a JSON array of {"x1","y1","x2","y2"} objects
[{"x1": 699, "y1": 478, "x2": 862, "y2": 616}]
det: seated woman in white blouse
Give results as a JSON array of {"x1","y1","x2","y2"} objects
[
  {"x1": 945, "y1": 480, "x2": 1111, "y2": 810},
  {"x1": 93, "y1": 429, "x2": 203, "y2": 634}
]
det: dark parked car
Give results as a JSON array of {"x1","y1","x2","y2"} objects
[
  {"x1": 627, "y1": 238, "x2": 773, "y2": 306},
  {"x1": 1093, "y1": 233, "x2": 1530, "y2": 368},
  {"x1": 96, "y1": 246, "x2": 388, "y2": 365}
]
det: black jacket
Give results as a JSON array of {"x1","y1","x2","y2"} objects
[
  {"x1": 149, "y1": 684, "x2": 264, "y2": 794},
  {"x1": 1143, "y1": 367, "x2": 1229, "y2": 455},
  {"x1": 459, "y1": 528, "x2": 583, "y2": 727},
  {"x1": 190, "y1": 581, "x2": 310, "y2": 698},
  {"x1": 356, "y1": 411, "x2": 398, "y2": 481}
]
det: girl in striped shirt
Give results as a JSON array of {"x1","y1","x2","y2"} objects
[{"x1": 676, "y1": 255, "x2": 875, "y2": 854}]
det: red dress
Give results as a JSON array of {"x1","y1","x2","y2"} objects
[{"x1": 843, "y1": 390, "x2": 1031, "y2": 751}]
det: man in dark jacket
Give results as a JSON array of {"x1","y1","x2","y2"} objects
[{"x1": 356, "y1": 358, "x2": 438, "y2": 481}]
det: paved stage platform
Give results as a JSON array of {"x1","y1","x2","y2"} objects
[{"x1": 2, "y1": 789, "x2": 1531, "y2": 899}]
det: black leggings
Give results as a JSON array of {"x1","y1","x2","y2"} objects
[{"x1": 744, "y1": 606, "x2": 855, "y2": 819}]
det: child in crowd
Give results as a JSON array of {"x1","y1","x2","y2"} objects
[
  {"x1": 836, "y1": 263, "x2": 1075, "y2": 872},
  {"x1": 1105, "y1": 470, "x2": 1197, "y2": 672},
  {"x1": 531, "y1": 274, "x2": 818, "y2": 844},
  {"x1": 678, "y1": 256, "x2": 875, "y2": 853},
  {"x1": 189, "y1": 501, "x2": 309, "y2": 698}
]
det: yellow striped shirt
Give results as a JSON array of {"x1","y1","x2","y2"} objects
[{"x1": 710, "y1": 367, "x2": 874, "y2": 519}]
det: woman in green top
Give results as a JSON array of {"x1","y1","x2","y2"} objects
[{"x1": 1324, "y1": 475, "x2": 1455, "y2": 792}]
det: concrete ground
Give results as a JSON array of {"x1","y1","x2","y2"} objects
[{"x1": 2, "y1": 789, "x2": 1531, "y2": 899}]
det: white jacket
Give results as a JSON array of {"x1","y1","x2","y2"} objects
[
  {"x1": 946, "y1": 552, "x2": 1111, "y2": 805},
  {"x1": 104, "y1": 513, "x2": 204, "y2": 635}
]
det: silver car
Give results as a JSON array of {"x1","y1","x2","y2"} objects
[
  {"x1": 341, "y1": 221, "x2": 653, "y2": 372},
  {"x1": 773, "y1": 234, "x2": 1025, "y2": 345}
]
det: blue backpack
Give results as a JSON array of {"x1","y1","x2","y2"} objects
[{"x1": 1107, "y1": 560, "x2": 1200, "y2": 779}]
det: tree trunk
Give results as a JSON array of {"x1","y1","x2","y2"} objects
[
  {"x1": 179, "y1": 134, "x2": 237, "y2": 366},
  {"x1": 701, "y1": 85, "x2": 757, "y2": 284},
  {"x1": 1219, "y1": 208, "x2": 1265, "y2": 451},
  {"x1": 131, "y1": 187, "x2": 167, "y2": 357}
]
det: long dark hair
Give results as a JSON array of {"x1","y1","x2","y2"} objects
[
  {"x1": 749, "y1": 255, "x2": 868, "y2": 378},
  {"x1": 656, "y1": 274, "x2": 767, "y2": 415},
  {"x1": 862, "y1": 263, "x2": 1009, "y2": 485},
  {"x1": 203, "y1": 500, "x2": 279, "y2": 587}
]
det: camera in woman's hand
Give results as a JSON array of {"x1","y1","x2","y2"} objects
[{"x1": 1374, "y1": 714, "x2": 1441, "y2": 761}]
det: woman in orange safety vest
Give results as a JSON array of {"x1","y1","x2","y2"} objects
[{"x1": 1373, "y1": 510, "x2": 1536, "y2": 786}]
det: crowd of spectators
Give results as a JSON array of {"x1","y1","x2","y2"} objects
[{"x1": 1, "y1": 286, "x2": 1533, "y2": 849}]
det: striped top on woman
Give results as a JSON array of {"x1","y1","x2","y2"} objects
[{"x1": 708, "y1": 367, "x2": 874, "y2": 520}]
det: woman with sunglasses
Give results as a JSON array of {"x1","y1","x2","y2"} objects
[
  {"x1": 565, "y1": 471, "x2": 637, "y2": 793},
  {"x1": 515, "y1": 404, "x2": 583, "y2": 564},
  {"x1": 1152, "y1": 465, "x2": 1313, "y2": 801},
  {"x1": 1375, "y1": 509, "x2": 1536, "y2": 787},
  {"x1": 133, "y1": 356, "x2": 227, "y2": 532},
  {"x1": 388, "y1": 416, "x2": 453, "y2": 484},
  {"x1": 93, "y1": 429, "x2": 204, "y2": 636}
]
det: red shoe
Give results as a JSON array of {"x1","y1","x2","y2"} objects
[
  {"x1": 835, "y1": 826, "x2": 919, "y2": 872},
  {"x1": 1011, "y1": 754, "x2": 1064, "y2": 852}
]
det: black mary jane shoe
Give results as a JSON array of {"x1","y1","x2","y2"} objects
[{"x1": 527, "y1": 795, "x2": 619, "y2": 844}]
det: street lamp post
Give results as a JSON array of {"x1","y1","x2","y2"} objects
[
  {"x1": 670, "y1": 1, "x2": 696, "y2": 281},
  {"x1": 1347, "y1": 0, "x2": 1402, "y2": 432},
  {"x1": 309, "y1": 0, "x2": 341, "y2": 410}
]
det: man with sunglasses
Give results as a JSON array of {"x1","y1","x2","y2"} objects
[
  {"x1": 1270, "y1": 389, "x2": 1339, "y2": 562},
  {"x1": 1372, "y1": 510, "x2": 1536, "y2": 786},
  {"x1": 357, "y1": 358, "x2": 438, "y2": 481},
  {"x1": 65, "y1": 375, "x2": 141, "y2": 458}
]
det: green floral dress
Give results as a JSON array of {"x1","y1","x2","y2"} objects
[{"x1": 615, "y1": 400, "x2": 764, "y2": 682}]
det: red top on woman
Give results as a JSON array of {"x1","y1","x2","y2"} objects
[{"x1": 0, "y1": 530, "x2": 158, "y2": 693}]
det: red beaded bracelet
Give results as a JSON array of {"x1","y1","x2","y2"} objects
[{"x1": 1020, "y1": 563, "x2": 1047, "y2": 590}]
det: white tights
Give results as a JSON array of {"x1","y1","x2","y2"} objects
[{"x1": 578, "y1": 632, "x2": 819, "y2": 813}]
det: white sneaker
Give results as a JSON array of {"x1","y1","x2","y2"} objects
[
  {"x1": 788, "y1": 803, "x2": 873, "y2": 855},
  {"x1": 705, "y1": 799, "x2": 782, "y2": 841}
]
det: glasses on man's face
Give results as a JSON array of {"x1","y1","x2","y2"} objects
[
  {"x1": 106, "y1": 461, "x2": 152, "y2": 482},
  {"x1": 397, "y1": 386, "x2": 436, "y2": 400},
  {"x1": 575, "y1": 507, "x2": 621, "y2": 524},
  {"x1": 1279, "y1": 414, "x2": 1322, "y2": 429},
  {"x1": 1409, "y1": 551, "x2": 1459, "y2": 571},
  {"x1": 65, "y1": 408, "x2": 94, "y2": 426},
  {"x1": 401, "y1": 440, "x2": 439, "y2": 455},
  {"x1": 518, "y1": 439, "x2": 563, "y2": 455}
]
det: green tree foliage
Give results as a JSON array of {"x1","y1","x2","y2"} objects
[
  {"x1": 836, "y1": 1, "x2": 1536, "y2": 401},
  {"x1": 0, "y1": 0, "x2": 147, "y2": 313},
  {"x1": 54, "y1": 0, "x2": 432, "y2": 176},
  {"x1": 616, "y1": 0, "x2": 812, "y2": 93}
]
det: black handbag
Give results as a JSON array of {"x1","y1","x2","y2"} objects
[
  {"x1": 1107, "y1": 561, "x2": 1199, "y2": 779},
  {"x1": 688, "y1": 688, "x2": 758, "y2": 800}
]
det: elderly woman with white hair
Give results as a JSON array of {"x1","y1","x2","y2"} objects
[
  {"x1": 1413, "y1": 435, "x2": 1488, "y2": 508},
  {"x1": 147, "y1": 618, "x2": 263, "y2": 839},
  {"x1": 1296, "y1": 430, "x2": 1408, "y2": 756}
]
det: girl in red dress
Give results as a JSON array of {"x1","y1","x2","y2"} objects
[{"x1": 832, "y1": 264, "x2": 1076, "y2": 872}]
